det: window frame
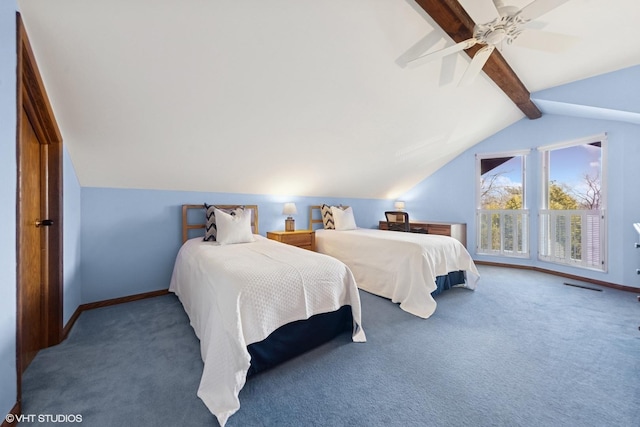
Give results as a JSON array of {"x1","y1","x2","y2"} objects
[
  {"x1": 475, "y1": 149, "x2": 530, "y2": 209},
  {"x1": 475, "y1": 149, "x2": 530, "y2": 258},
  {"x1": 538, "y1": 133, "x2": 608, "y2": 271}
]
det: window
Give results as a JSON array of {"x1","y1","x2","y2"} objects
[
  {"x1": 476, "y1": 151, "x2": 529, "y2": 257},
  {"x1": 539, "y1": 134, "x2": 607, "y2": 271}
]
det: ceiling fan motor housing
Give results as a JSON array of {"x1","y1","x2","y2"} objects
[{"x1": 473, "y1": 12, "x2": 527, "y2": 46}]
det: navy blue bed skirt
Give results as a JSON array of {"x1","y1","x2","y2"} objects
[
  {"x1": 246, "y1": 270, "x2": 466, "y2": 377},
  {"x1": 432, "y1": 270, "x2": 466, "y2": 296},
  {"x1": 246, "y1": 305, "x2": 352, "y2": 377}
]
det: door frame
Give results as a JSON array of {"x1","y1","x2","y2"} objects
[{"x1": 16, "y1": 12, "x2": 63, "y2": 400}]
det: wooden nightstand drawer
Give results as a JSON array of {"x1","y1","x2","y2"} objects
[
  {"x1": 282, "y1": 233, "x2": 313, "y2": 247},
  {"x1": 266, "y1": 230, "x2": 315, "y2": 251}
]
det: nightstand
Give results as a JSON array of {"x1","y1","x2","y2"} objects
[{"x1": 266, "y1": 230, "x2": 315, "y2": 251}]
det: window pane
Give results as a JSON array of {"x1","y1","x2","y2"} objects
[
  {"x1": 480, "y1": 156, "x2": 523, "y2": 210},
  {"x1": 491, "y1": 213, "x2": 501, "y2": 250},
  {"x1": 554, "y1": 215, "x2": 566, "y2": 258},
  {"x1": 539, "y1": 137, "x2": 605, "y2": 271},
  {"x1": 548, "y1": 143, "x2": 601, "y2": 210},
  {"x1": 480, "y1": 212, "x2": 490, "y2": 250},
  {"x1": 504, "y1": 214, "x2": 514, "y2": 252},
  {"x1": 477, "y1": 153, "x2": 529, "y2": 258},
  {"x1": 570, "y1": 214, "x2": 582, "y2": 261}
]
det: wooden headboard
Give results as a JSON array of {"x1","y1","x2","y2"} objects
[
  {"x1": 308, "y1": 205, "x2": 324, "y2": 230},
  {"x1": 182, "y1": 204, "x2": 259, "y2": 243}
]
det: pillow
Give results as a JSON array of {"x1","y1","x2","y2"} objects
[
  {"x1": 321, "y1": 204, "x2": 335, "y2": 229},
  {"x1": 214, "y1": 207, "x2": 255, "y2": 245},
  {"x1": 331, "y1": 206, "x2": 357, "y2": 230},
  {"x1": 203, "y1": 204, "x2": 243, "y2": 241},
  {"x1": 203, "y1": 203, "x2": 218, "y2": 241}
]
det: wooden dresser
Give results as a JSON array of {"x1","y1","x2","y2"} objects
[
  {"x1": 266, "y1": 230, "x2": 315, "y2": 251},
  {"x1": 379, "y1": 220, "x2": 467, "y2": 248}
]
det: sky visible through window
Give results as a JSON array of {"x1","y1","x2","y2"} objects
[
  {"x1": 549, "y1": 144, "x2": 601, "y2": 190},
  {"x1": 482, "y1": 156, "x2": 522, "y2": 189},
  {"x1": 478, "y1": 143, "x2": 603, "y2": 263},
  {"x1": 480, "y1": 156, "x2": 523, "y2": 209},
  {"x1": 483, "y1": 144, "x2": 601, "y2": 194}
]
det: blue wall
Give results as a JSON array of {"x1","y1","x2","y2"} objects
[
  {"x1": 401, "y1": 65, "x2": 640, "y2": 289},
  {"x1": 63, "y1": 148, "x2": 82, "y2": 325},
  {"x1": 1, "y1": 0, "x2": 18, "y2": 417},
  {"x1": 80, "y1": 188, "x2": 391, "y2": 303}
]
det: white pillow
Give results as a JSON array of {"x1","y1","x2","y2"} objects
[
  {"x1": 331, "y1": 206, "x2": 357, "y2": 230},
  {"x1": 214, "y1": 208, "x2": 255, "y2": 245}
]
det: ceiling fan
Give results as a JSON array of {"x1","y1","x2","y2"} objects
[{"x1": 407, "y1": 0, "x2": 574, "y2": 118}]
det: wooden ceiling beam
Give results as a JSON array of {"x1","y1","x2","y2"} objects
[{"x1": 414, "y1": 0, "x2": 542, "y2": 119}]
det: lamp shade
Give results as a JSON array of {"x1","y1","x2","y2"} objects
[
  {"x1": 282, "y1": 202, "x2": 298, "y2": 216},
  {"x1": 394, "y1": 201, "x2": 405, "y2": 210}
]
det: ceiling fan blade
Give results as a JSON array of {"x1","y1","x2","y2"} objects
[
  {"x1": 513, "y1": 29, "x2": 579, "y2": 53},
  {"x1": 490, "y1": 0, "x2": 503, "y2": 14},
  {"x1": 518, "y1": 0, "x2": 570, "y2": 22},
  {"x1": 406, "y1": 38, "x2": 477, "y2": 69},
  {"x1": 492, "y1": 0, "x2": 519, "y2": 17},
  {"x1": 524, "y1": 20, "x2": 548, "y2": 30},
  {"x1": 396, "y1": 31, "x2": 445, "y2": 68},
  {"x1": 458, "y1": 45, "x2": 495, "y2": 86},
  {"x1": 466, "y1": 0, "x2": 500, "y2": 24}
]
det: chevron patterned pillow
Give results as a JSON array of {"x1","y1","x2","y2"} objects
[
  {"x1": 203, "y1": 203, "x2": 218, "y2": 241},
  {"x1": 204, "y1": 204, "x2": 244, "y2": 241},
  {"x1": 321, "y1": 204, "x2": 335, "y2": 229}
]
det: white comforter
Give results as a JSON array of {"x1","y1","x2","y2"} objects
[
  {"x1": 169, "y1": 235, "x2": 365, "y2": 426},
  {"x1": 315, "y1": 228, "x2": 480, "y2": 319}
]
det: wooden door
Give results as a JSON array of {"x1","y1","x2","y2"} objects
[
  {"x1": 16, "y1": 12, "x2": 64, "y2": 385},
  {"x1": 17, "y1": 108, "x2": 46, "y2": 370}
]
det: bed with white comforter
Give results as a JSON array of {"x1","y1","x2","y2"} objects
[
  {"x1": 315, "y1": 228, "x2": 480, "y2": 319},
  {"x1": 169, "y1": 235, "x2": 365, "y2": 426}
]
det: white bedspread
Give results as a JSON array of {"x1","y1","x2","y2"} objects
[
  {"x1": 315, "y1": 228, "x2": 480, "y2": 319},
  {"x1": 169, "y1": 235, "x2": 365, "y2": 426}
]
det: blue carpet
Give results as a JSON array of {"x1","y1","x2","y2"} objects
[{"x1": 22, "y1": 265, "x2": 640, "y2": 426}]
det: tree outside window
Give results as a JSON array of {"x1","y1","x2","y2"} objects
[
  {"x1": 540, "y1": 139, "x2": 605, "y2": 270},
  {"x1": 477, "y1": 153, "x2": 528, "y2": 256}
]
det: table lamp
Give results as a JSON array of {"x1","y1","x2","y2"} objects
[{"x1": 283, "y1": 202, "x2": 297, "y2": 231}]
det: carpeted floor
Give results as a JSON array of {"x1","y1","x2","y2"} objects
[{"x1": 22, "y1": 265, "x2": 640, "y2": 426}]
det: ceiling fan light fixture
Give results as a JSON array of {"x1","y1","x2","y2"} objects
[
  {"x1": 485, "y1": 28, "x2": 506, "y2": 45},
  {"x1": 474, "y1": 11, "x2": 526, "y2": 46}
]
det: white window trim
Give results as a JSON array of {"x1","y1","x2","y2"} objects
[
  {"x1": 537, "y1": 132, "x2": 607, "y2": 152},
  {"x1": 538, "y1": 134, "x2": 607, "y2": 271},
  {"x1": 539, "y1": 134, "x2": 607, "y2": 210},
  {"x1": 476, "y1": 150, "x2": 530, "y2": 258},
  {"x1": 475, "y1": 149, "x2": 530, "y2": 209}
]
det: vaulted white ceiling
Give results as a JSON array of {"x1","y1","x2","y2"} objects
[{"x1": 17, "y1": 0, "x2": 640, "y2": 199}]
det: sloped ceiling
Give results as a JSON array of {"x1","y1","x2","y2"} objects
[{"x1": 17, "y1": 0, "x2": 640, "y2": 199}]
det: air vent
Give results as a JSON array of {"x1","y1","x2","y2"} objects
[{"x1": 563, "y1": 282, "x2": 602, "y2": 292}]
